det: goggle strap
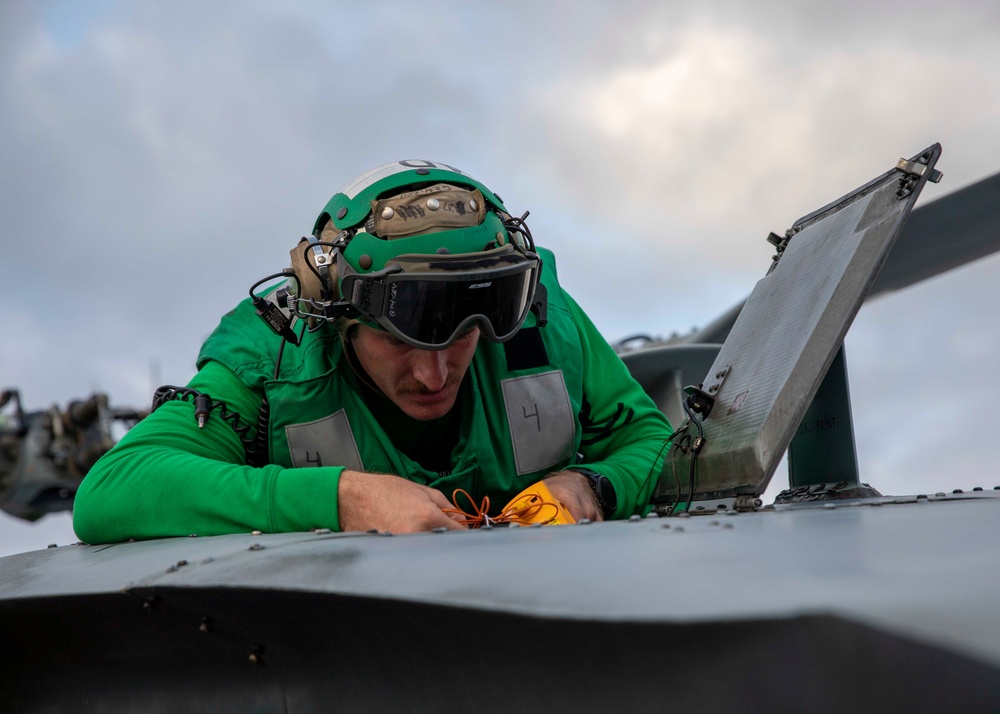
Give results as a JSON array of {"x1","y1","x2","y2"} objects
[{"x1": 347, "y1": 278, "x2": 387, "y2": 315}]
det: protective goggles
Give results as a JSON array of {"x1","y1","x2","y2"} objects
[{"x1": 339, "y1": 247, "x2": 541, "y2": 349}]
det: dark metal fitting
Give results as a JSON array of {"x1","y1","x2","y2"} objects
[
  {"x1": 248, "y1": 543, "x2": 265, "y2": 551},
  {"x1": 895, "y1": 157, "x2": 944, "y2": 183},
  {"x1": 684, "y1": 384, "x2": 716, "y2": 418}
]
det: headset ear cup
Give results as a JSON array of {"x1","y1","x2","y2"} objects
[{"x1": 288, "y1": 237, "x2": 339, "y2": 303}]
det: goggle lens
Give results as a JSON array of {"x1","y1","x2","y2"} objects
[{"x1": 383, "y1": 266, "x2": 536, "y2": 347}]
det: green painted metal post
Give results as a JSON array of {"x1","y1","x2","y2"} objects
[{"x1": 787, "y1": 345, "x2": 861, "y2": 488}]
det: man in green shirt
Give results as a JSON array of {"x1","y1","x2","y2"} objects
[{"x1": 73, "y1": 160, "x2": 673, "y2": 543}]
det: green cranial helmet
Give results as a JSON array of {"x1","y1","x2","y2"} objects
[{"x1": 298, "y1": 160, "x2": 545, "y2": 349}]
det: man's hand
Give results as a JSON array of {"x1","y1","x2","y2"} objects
[
  {"x1": 544, "y1": 470, "x2": 602, "y2": 522},
  {"x1": 338, "y1": 470, "x2": 467, "y2": 533}
]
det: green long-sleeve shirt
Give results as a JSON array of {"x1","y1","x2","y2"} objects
[{"x1": 74, "y1": 251, "x2": 672, "y2": 543}]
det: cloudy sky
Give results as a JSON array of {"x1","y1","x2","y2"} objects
[{"x1": 2, "y1": 0, "x2": 998, "y2": 556}]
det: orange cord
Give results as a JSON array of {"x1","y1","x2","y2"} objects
[{"x1": 442, "y1": 488, "x2": 563, "y2": 528}]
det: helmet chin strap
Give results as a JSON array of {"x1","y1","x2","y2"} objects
[{"x1": 337, "y1": 321, "x2": 386, "y2": 397}]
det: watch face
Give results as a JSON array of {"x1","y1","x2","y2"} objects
[{"x1": 597, "y1": 476, "x2": 617, "y2": 513}]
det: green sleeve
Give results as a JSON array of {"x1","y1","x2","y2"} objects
[
  {"x1": 563, "y1": 291, "x2": 674, "y2": 517},
  {"x1": 72, "y1": 360, "x2": 344, "y2": 544}
]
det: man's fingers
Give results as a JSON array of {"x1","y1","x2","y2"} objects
[
  {"x1": 544, "y1": 471, "x2": 602, "y2": 522},
  {"x1": 425, "y1": 486, "x2": 456, "y2": 511}
]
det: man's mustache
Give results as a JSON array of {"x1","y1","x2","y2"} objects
[{"x1": 396, "y1": 372, "x2": 464, "y2": 395}]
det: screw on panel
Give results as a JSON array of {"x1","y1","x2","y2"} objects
[
  {"x1": 824, "y1": 503, "x2": 837, "y2": 510},
  {"x1": 935, "y1": 492, "x2": 946, "y2": 497},
  {"x1": 578, "y1": 518, "x2": 592, "y2": 525},
  {"x1": 708, "y1": 521, "x2": 720, "y2": 526},
  {"x1": 953, "y1": 489, "x2": 964, "y2": 494},
  {"x1": 47, "y1": 543, "x2": 57, "y2": 548},
  {"x1": 722, "y1": 523, "x2": 734, "y2": 530},
  {"x1": 189, "y1": 534, "x2": 198, "y2": 538},
  {"x1": 380, "y1": 531, "x2": 394, "y2": 537},
  {"x1": 629, "y1": 515, "x2": 642, "y2": 522},
  {"x1": 660, "y1": 524, "x2": 671, "y2": 530},
  {"x1": 677, "y1": 512, "x2": 691, "y2": 519},
  {"x1": 973, "y1": 487, "x2": 984, "y2": 492},
  {"x1": 645, "y1": 512, "x2": 660, "y2": 519},
  {"x1": 366, "y1": 529, "x2": 379, "y2": 534},
  {"x1": 315, "y1": 528, "x2": 332, "y2": 535},
  {"x1": 726, "y1": 509, "x2": 738, "y2": 516},
  {"x1": 248, "y1": 543, "x2": 265, "y2": 551},
  {"x1": 251, "y1": 530, "x2": 262, "y2": 536},
  {"x1": 432, "y1": 527, "x2": 448, "y2": 533},
  {"x1": 674, "y1": 526, "x2": 685, "y2": 533}
]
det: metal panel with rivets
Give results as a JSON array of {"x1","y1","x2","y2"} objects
[
  {"x1": 658, "y1": 145, "x2": 942, "y2": 503},
  {"x1": 2, "y1": 491, "x2": 1000, "y2": 712}
]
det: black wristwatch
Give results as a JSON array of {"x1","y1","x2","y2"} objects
[{"x1": 569, "y1": 468, "x2": 617, "y2": 519}]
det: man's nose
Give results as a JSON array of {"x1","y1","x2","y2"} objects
[{"x1": 411, "y1": 348, "x2": 448, "y2": 391}]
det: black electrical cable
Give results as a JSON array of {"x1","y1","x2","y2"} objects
[
  {"x1": 249, "y1": 270, "x2": 296, "y2": 300},
  {"x1": 680, "y1": 399, "x2": 705, "y2": 513},
  {"x1": 248, "y1": 320, "x2": 306, "y2": 465},
  {"x1": 151, "y1": 386, "x2": 262, "y2": 464},
  {"x1": 637, "y1": 431, "x2": 677, "y2": 513},
  {"x1": 501, "y1": 210, "x2": 536, "y2": 253},
  {"x1": 291, "y1": 238, "x2": 344, "y2": 286}
]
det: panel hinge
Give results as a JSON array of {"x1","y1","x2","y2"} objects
[{"x1": 895, "y1": 155, "x2": 943, "y2": 199}]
